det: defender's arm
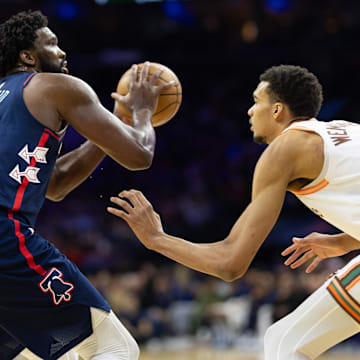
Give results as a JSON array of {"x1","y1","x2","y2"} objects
[{"x1": 108, "y1": 133, "x2": 303, "y2": 281}]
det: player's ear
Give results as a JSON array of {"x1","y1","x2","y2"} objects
[
  {"x1": 19, "y1": 50, "x2": 36, "y2": 67},
  {"x1": 273, "y1": 103, "x2": 283, "y2": 118}
]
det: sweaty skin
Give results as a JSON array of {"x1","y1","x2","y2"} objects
[{"x1": 107, "y1": 81, "x2": 330, "y2": 282}]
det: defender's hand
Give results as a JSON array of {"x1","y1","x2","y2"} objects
[
  {"x1": 282, "y1": 232, "x2": 349, "y2": 273},
  {"x1": 111, "y1": 62, "x2": 175, "y2": 116},
  {"x1": 107, "y1": 189, "x2": 163, "y2": 250}
]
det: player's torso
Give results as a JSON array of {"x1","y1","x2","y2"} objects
[
  {"x1": 284, "y1": 118, "x2": 360, "y2": 239},
  {"x1": 0, "y1": 72, "x2": 65, "y2": 227}
]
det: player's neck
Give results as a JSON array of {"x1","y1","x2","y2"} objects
[{"x1": 6, "y1": 65, "x2": 38, "y2": 76}]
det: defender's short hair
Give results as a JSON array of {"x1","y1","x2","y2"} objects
[
  {"x1": 260, "y1": 65, "x2": 323, "y2": 119},
  {"x1": 0, "y1": 10, "x2": 48, "y2": 77}
]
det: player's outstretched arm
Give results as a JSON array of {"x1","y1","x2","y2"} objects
[
  {"x1": 282, "y1": 232, "x2": 360, "y2": 273},
  {"x1": 107, "y1": 132, "x2": 303, "y2": 281}
]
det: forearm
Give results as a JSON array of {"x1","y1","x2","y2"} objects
[
  {"x1": 151, "y1": 233, "x2": 237, "y2": 281},
  {"x1": 47, "y1": 141, "x2": 105, "y2": 201},
  {"x1": 131, "y1": 108, "x2": 156, "y2": 159},
  {"x1": 336, "y1": 233, "x2": 360, "y2": 253}
]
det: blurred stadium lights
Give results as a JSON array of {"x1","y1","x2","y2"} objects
[
  {"x1": 264, "y1": 0, "x2": 292, "y2": 13},
  {"x1": 57, "y1": 1, "x2": 79, "y2": 20},
  {"x1": 94, "y1": 0, "x2": 183, "y2": 4},
  {"x1": 163, "y1": 1, "x2": 195, "y2": 25}
]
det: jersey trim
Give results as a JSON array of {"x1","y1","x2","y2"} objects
[
  {"x1": 8, "y1": 129, "x2": 50, "y2": 275},
  {"x1": 44, "y1": 128, "x2": 60, "y2": 141},
  {"x1": 23, "y1": 73, "x2": 37, "y2": 87},
  {"x1": 327, "y1": 276, "x2": 360, "y2": 324},
  {"x1": 338, "y1": 263, "x2": 360, "y2": 291},
  {"x1": 290, "y1": 179, "x2": 329, "y2": 196}
]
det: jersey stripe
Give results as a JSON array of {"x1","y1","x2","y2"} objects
[
  {"x1": 8, "y1": 130, "x2": 50, "y2": 275},
  {"x1": 290, "y1": 179, "x2": 329, "y2": 196},
  {"x1": 23, "y1": 73, "x2": 37, "y2": 87},
  {"x1": 8, "y1": 211, "x2": 46, "y2": 275},
  {"x1": 327, "y1": 277, "x2": 360, "y2": 323},
  {"x1": 44, "y1": 128, "x2": 60, "y2": 141}
]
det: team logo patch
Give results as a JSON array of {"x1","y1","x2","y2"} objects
[
  {"x1": 39, "y1": 267, "x2": 74, "y2": 305},
  {"x1": 9, "y1": 144, "x2": 49, "y2": 184},
  {"x1": 9, "y1": 164, "x2": 40, "y2": 184}
]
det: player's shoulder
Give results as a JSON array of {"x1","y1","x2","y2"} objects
[
  {"x1": 29, "y1": 73, "x2": 97, "y2": 103},
  {"x1": 32, "y1": 73, "x2": 89, "y2": 90},
  {"x1": 263, "y1": 127, "x2": 323, "y2": 166}
]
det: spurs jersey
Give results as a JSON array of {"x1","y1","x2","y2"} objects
[{"x1": 283, "y1": 118, "x2": 360, "y2": 240}]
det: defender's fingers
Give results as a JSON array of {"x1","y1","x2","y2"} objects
[
  {"x1": 118, "y1": 190, "x2": 142, "y2": 208},
  {"x1": 107, "y1": 206, "x2": 130, "y2": 220},
  {"x1": 290, "y1": 250, "x2": 315, "y2": 269},
  {"x1": 282, "y1": 242, "x2": 309, "y2": 256},
  {"x1": 139, "y1": 62, "x2": 150, "y2": 83},
  {"x1": 282, "y1": 243, "x2": 298, "y2": 256},
  {"x1": 133, "y1": 190, "x2": 153, "y2": 209},
  {"x1": 284, "y1": 247, "x2": 310, "y2": 266},
  {"x1": 110, "y1": 197, "x2": 133, "y2": 213},
  {"x1": 306, "y1": 256, "x2": 323, "y2": 273}
]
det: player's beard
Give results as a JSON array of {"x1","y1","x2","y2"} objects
[{"x1": 38, "y1": 53, "x2": 64, "y2": 73}]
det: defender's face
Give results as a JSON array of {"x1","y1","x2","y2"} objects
[
  {"x1": 33, "y1": 27, "x2": 68, "y2": 74},
  {"x1": 247, "y1": 81, "x2": 275, "y2": 144}
]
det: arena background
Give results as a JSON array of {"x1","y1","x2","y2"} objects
[{"x1": 1, "y1": 0, "x2": 360, "y2": 358}]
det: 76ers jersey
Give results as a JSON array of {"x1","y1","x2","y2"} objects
[
  {"x1": 283, "y1": 118, "x2": 360, "y2": 240},
  {"x1": 0, "y1": 73, "x2": 110, "y2": 360},
  {"x1": 0, "y1": 72, "x2": 62, "y2": 226}
]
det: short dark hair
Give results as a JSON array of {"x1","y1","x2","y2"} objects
[
  {"x1": 0, "y1": 10, "x2": 48, "y2": 78},
  {"x1": 260, "y1": 65, "x2": 323, "y2": 119}
]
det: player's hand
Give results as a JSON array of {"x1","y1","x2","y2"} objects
[
  {"x1": 111, "y1": 61, "x2": 175, "y2": 115},
  {"x1": 107, "y1": 189, "x2": 163, "y2": 250},
  {"x1": 281, "y1": 232, "x2": 349, "y2": 273}
]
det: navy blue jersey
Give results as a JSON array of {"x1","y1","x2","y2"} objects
[
  {"x1": 0, "y1": 72, "x2": 62, "y2": 227},
  {"x1": 0, "y1": 73, "x2": 110, "y2": 360}
]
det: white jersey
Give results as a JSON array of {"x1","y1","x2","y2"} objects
[{"x1": 282, "y1": 118, "x2": 360, "y2": 240}]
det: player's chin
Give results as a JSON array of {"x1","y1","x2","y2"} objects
[
  {"x1": 61, "y1": 67, "x2": 69, "y2": 74},
  {"x1": 253, "y1": 135, "x2": 266, "y2": 144}
]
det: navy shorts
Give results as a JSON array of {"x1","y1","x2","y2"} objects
[{"x1": 0, "y1": 231, "x2": 110, "y2": 360}]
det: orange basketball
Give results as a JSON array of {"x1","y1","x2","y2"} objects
[{"x1": 116, "y1": 62, "x2": 182, "y2": 127}]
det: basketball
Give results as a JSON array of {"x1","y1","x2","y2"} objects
[{"x1": 116, "y1": 62, "x2": 182, "y2": 127}]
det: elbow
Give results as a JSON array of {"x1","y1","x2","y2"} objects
[
  {"x1": 218, "y1": 262, "x2": 248, "y2": 283},
  {"x1": 123, "y1": 148, "x2": 154, "y2": 171},
  {"x1": 220, "y1": 269, "x2": 245, "y2": 282},
  {"x1": 46, "y1": 192, "x2": 66, "y2": 202}
]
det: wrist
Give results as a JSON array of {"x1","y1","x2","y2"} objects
[
  {"x1": 132, "y1": 108, "x2": 153, "y2": 124},
  {"x1": 338, "y1": 233, "x2": 360, "y2": 252}
]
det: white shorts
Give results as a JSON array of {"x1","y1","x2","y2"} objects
[{"x1": 264, "y1": 254, "x2": 360, "y2": 360}]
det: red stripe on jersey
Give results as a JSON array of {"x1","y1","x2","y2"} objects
[
  {"x1": 8, "y1": 211, "x2": 46, "y2": 275},
  {"x1": 23, "y1": 73, "x2": 37, "y2": 87},
  {"x1": 44, "y1": 128, "x2": 60, "y2": 140},
  {"x1": 8, "y1": 130, "x2": 50, "y2": 275},
  {"x1": 12, "y1": 131, "x2": 50, "y2": 211}
]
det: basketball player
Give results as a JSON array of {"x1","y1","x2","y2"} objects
[
  {"x1": 0, "y1": 10, "x2": 173, "y2": 360},
  {"x1": 108, "y1": 64, "x2": 360, "y2": 359}
]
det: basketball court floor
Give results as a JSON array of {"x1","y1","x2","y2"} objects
[{"x1": 141, "y1": 348, "x2": 360, "y2": 360}]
